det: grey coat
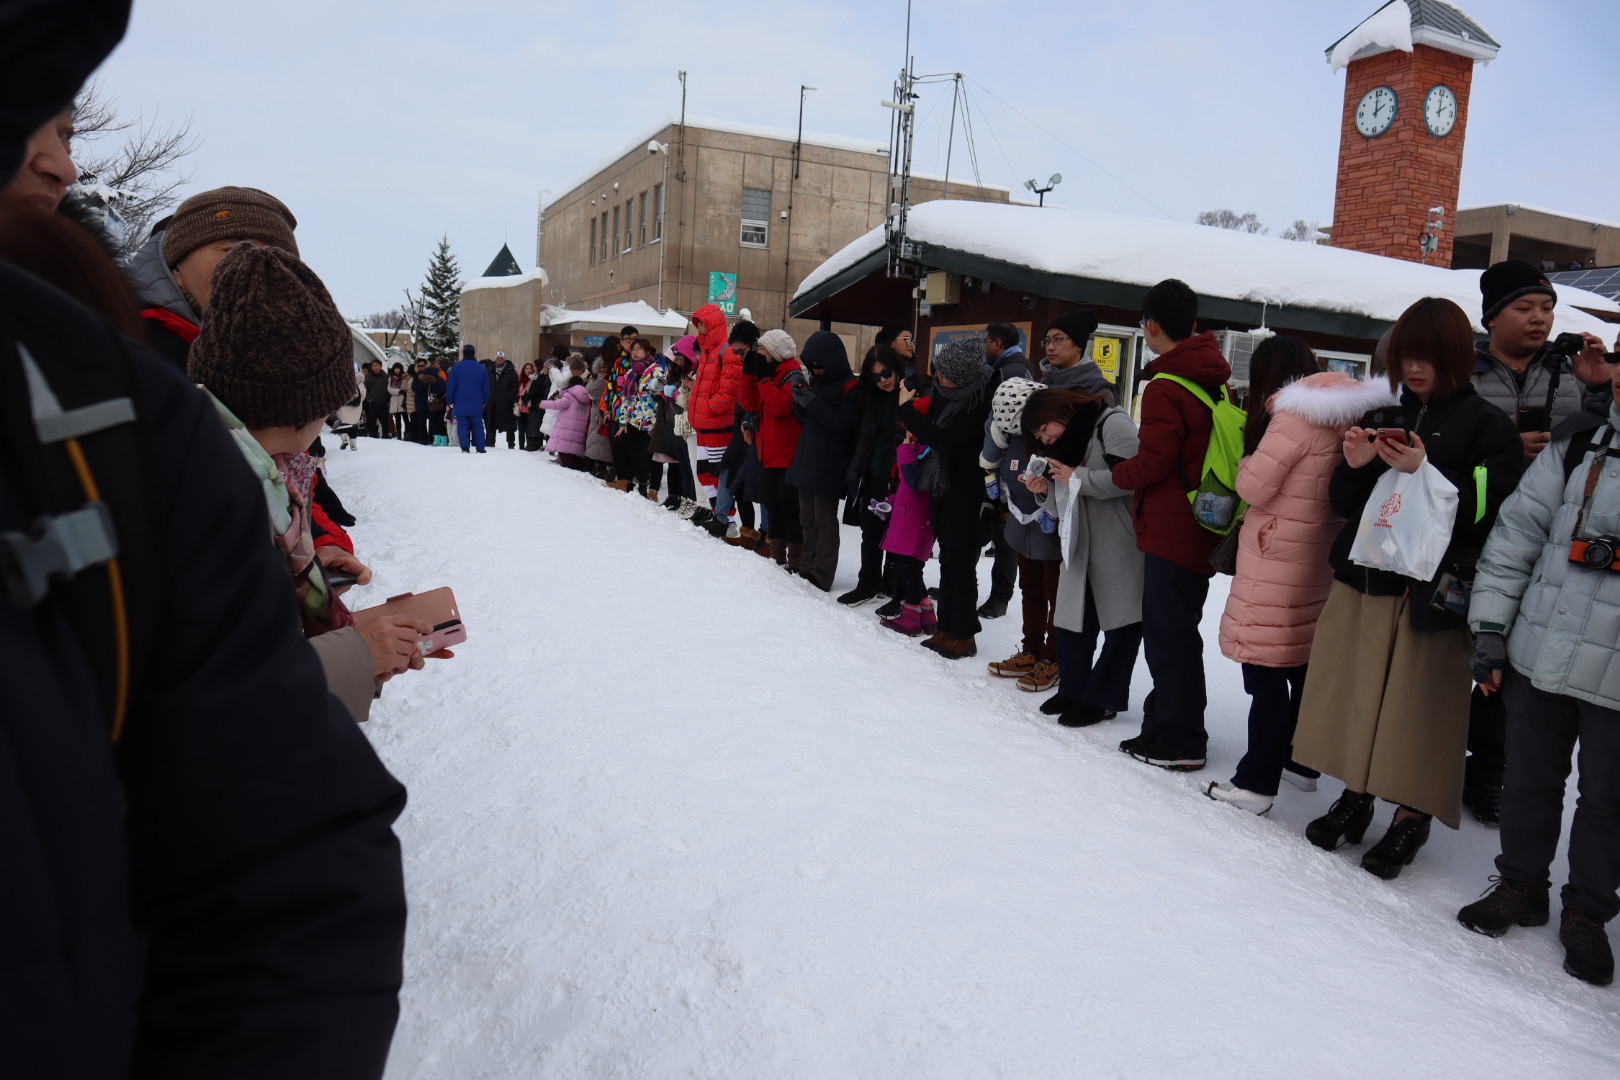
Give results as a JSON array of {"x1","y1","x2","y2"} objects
[
  {"x1": 584, "y1": 377, "x2": 614, "y2": 462},
  {"x1": 1471, "y1": 402, "x2": 1620, "y2": 711},
  {"x1": 1472, "y1": 344, "x2": 1586, "y2": 432},
  {"x1": 1042, "y1": 406, "x2": 1143, "y2": 632}
]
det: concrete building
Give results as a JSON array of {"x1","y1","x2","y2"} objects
[
  {"x1": 536, "y1": 116, "x2": 1010, "y2": 352},
  {"x1": 1452, "y1": 203, "x2": 1620, "y2": 272}
]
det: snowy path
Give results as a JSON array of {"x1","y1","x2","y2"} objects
[{"x1": 326, "y1": 440, "x2": 1619, "y2": 1080}]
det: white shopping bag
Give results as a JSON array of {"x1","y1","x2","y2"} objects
[{"x1": 1348, "y1": 461, "x2": 1458, "y2": 581}]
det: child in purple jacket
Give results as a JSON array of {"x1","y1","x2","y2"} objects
[{"x1": 879, "y1": 432, "x2": 937, "y2": 636}]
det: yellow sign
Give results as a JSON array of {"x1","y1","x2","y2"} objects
[{"x1": 1092, "y1": 336, "x2": 1123, "y2": 382}]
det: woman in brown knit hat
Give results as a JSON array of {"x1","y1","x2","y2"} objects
[{"x1": 189, "y1": 241, "x2": 450, "y2": 720}]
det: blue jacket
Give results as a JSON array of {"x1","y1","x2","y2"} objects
[{"x1": 446, "y1": 357, "x2": 490, "y2": 415}]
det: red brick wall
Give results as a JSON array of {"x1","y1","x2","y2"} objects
[{"x1": 1330, "y1": 45, "x2": 1474, "y2": 265}]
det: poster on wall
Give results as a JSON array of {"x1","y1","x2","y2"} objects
[
  {"x1": 928, "y1": 322, "x2": 1032, "y2": 372},
  {"x1": 1091, "y1": 335, "x2": 1126, "y2": 383},
  {"x1": 707, "y1": 272, "x2": 738, "y2": 316}
]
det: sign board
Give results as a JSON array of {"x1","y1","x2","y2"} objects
[
  {"x1": 1091, "y1": 335, "x2": 1125, "y2": 383},
  {"x1": 707, "y1": 272, "x2": 738, "y2": 316},
  {"x1": 927, "y1": 322, "x2": 1031, "y2": 374},
  {"x1": 582, "y1": 333, "x2": 607, "y2": 347}
]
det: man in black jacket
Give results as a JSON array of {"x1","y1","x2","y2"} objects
[{"x1": 0, "y1": 5, "x2": 408, "y2": 1077}]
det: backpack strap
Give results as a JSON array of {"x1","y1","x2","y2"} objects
[
  {"x1": 1148, "y1": 373, "x2": 1221, "y2": 492},
  {"x1": 1563, "y1": 422, "x2": 1612, "y2": 484}
]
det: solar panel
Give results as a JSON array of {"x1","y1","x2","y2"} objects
[{"x1": 1550, "y1": 266, "x2": 1620, "y2": 302}]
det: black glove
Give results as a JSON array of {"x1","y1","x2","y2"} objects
[
  {"x1": 1470, "y1": 631, "x2": 1506, "y2": 685},
  {"x1": 742, "y1": 350, "x2": 775, "y2": 378}
]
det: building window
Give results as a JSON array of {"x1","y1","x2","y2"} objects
[
  {"x1": 638, "y1": 192, "x2": 648, "y2": 247},
  {"x1": 589, "y1": 217, "x2": 596, "y2": 266},
  {"x1": 600, "y1": 212, "x2": 608, "y2": 263},
  {"x1": 611, "y1": 206, "x2": 620, "y2": 259},
  {"x1": 741, "y1": 187, "x2": 770, "y2": 247},
  {"x1": 653, "y1": 183, "x2": 664, "y2": 242},
  {"x1": 624, "y1": 200, "x2": 633, "y2": 252}
]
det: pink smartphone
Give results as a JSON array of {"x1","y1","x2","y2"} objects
[{"x1": 370, "y1": 587, "x2": 467, "y2": 653}]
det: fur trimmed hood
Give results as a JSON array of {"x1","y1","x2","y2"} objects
[{"x1": 1270, "y1": 370, "x2": 1397, "y2": 427}]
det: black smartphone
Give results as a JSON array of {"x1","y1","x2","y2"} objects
[{"x1": 1517, "y1": 405, "x2": 1552, "y2": 433}]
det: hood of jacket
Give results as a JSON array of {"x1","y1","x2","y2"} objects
[
  {"x1": 1145, "y1": 330, "x2": 1231, "y2": 387},
  {"x1": 124, "y1": 224, "x2": 200, "y2": 326},
  {"x1": 691, "y1": 303, "x2": 728, "y2": 360},
  {"x1": 1041, "y1": 356, "x2": 1114, "y2": 401},
  {"x1": 1270, "y1": 371, "x2": 1400, "y2": 427},
  {"x1": 801, "y1": 330, "x2": 851, "y2": 383}
]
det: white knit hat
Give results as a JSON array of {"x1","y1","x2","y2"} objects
[{"x1": 759, "y1": 328, "x2": 797, "y2": 360}]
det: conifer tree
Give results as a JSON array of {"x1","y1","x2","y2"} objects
[{"x1": 419, "y1": 235, "x2": 463, "y2": 361}]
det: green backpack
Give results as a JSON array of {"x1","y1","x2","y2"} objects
[{"x1": 1149, "y1": 373, "x2": 1247, "y2": 535}]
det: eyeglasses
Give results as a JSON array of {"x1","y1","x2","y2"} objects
[{"x1": 1040, "y1": 335, "x2": 1069, "y2": 347}]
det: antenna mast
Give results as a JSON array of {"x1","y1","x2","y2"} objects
[{"x1": 883, "y1": 0, "x2": 918, "y2": 278}]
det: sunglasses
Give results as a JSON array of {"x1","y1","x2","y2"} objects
[{"x1": 873, "y1": 368, "x2": 895, "y2": 379}]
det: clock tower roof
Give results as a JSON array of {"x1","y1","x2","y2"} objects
[{"x1": 1326, "y1": 0, "x2": 1501, "y2": 70}]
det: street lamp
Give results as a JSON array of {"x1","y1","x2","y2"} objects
[{"x1": 1024, "y1": 172, "x2": 1062, "y2": 207}]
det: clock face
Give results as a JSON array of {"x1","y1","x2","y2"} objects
[
  {"x1": 1355, "y1": 85, "x2": 1398, "y2": 137},
  {"x1": 1425, "y1": 84, "x2": 1458, "y2": 137}
]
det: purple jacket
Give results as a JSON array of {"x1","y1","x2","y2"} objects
[
  {"x1": 538, "y1": 383, "x2": 591, "y2": 456},
  {"x1": 881, "y1": 442, "x2": 935, "y2": 561}
]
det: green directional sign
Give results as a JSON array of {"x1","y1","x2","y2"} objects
[{"x1": 707, "y1": 272, "x2": 738, "y2": 316}]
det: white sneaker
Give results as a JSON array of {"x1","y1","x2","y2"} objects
[
  {"x1": 1200, "y1": 781, "x2": 1274, "y2": 816},
  {"x1": 1281, "y1": 769, "x2": 1319, "y2": 793}
]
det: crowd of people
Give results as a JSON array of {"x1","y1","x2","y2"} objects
[
  {"x1": 508, "y1": 268, "x2": 1620, "y2": 990},
  {"x1": 5, "y1": 6, "x2": 1619, "y2": 1076}
]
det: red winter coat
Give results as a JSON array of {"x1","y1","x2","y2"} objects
[
  {"x1": 688, "y1": 304, "x2": 739, "y2": 437},
  {"x1": 1109, "y1": 331, "x2": 1232, "y2": 575},
  {"x1": 738, "y1": 358, "x2": 804, "y2": 468}
]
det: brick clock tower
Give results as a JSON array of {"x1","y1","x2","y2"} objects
[{"x1": 1326, "y1": 0, "x2": 1500, "y2": 265}]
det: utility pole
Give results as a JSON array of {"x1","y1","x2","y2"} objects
[
  {"x1": 674, "y1": 70, "x2": 688, "y2": 315},
  {"x1": 882, "y1": 3, "x2": 918, "y2": 281},
  {"x1": 785, "y1": 85, "x2": 815, "y2": 324}
]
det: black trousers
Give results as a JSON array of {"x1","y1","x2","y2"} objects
[
  {"x1": 762, "y1": 468, "x2": 802, "y2": 542},
  {"x1": 1466, "y1": 685, "x2": 1507, "y2": 789},
  {"x1": 797, "y1": 491, "x2": 840, "y2": 591},
  {"x1": 856, "y1": 475, "x2": 896, "y2": 592},
  {"x1": 1230, "y1": 663, "x2": 1309, "y2": 798},
  {"x1": 363, "y1": 401, "x2": 388, "y2": 437},
  {"x1": 1136, "y1": 553, "x2": 1211, "y2": 757},
  {"x1": 1054, "y1": 582, "x2": 1141, "y2": 713},
  {"x1": 612, "y1": 429, "x2": 652, "y2": 489},
  {"x1": 1497, "y1": 669, "x2": 1620, "y2": 921},
  {"x1": 987, "y1": 510, "x2": 1018, "y2": 602},
  {"x1": 933, "y1": 497, "x2": 982, "y2": 637},
  {"x1": 891, "y1": 554, "x2": 927, "y2": 604}
]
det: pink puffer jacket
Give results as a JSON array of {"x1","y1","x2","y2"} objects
[
  {"x1": 1219, "y1": 371, "x2": 1399, "y2": 667},
  {"x1": 537, "y1": 383, "x2": 591, "y2": 457}
]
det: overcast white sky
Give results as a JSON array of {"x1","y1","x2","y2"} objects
[{"x1": 90, "y1": 0, "x2": 1619, "y2": 317}]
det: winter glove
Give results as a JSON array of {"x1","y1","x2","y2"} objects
[
  {"x1": 1470, "y1": 631, "x2": 1507, "y2": 686},
  {"x1": 790, "y1": 383, "x2": 814, "y2": 408},
  {"x1": 741, "y1": 350, "x2": 774, "y2": 378}
]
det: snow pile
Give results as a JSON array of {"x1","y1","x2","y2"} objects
[
  {"x1": 795, "y1": 201, "x2": 1620, "y2": 339},
  {"x1": 1328, "y1": 0, "x2": 1414, "y2": 72},
  {"x1": 539, "y1": 299, "x2": 689, "y2": 333},
  {"x1": 322, "y1": 441, "x2": 1620, "y2": 1079},
  {"x1": 462, "y1": 267, "x2": 548, "y2": 293}
]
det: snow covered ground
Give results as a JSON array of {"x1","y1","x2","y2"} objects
[{"x1": 325, "y1": 439, "x2": 1619, "y2": 1080}]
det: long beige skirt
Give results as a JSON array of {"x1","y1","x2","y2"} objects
[{"x1": 1291, "y1": 581, "x2": 1472, "y2": 829}]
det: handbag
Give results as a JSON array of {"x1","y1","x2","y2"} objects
[
  {"x1": 1348, "y1": 461, "x2": 1458, "y2": 583},
  {"x1": 842, "y1": 477, "x2": 863, "y2": 526},
  {"x1": 1209, "y1": 516, "x2": 1243, "y2": 575}
]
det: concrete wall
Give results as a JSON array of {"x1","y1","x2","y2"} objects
[
  {"x1": 538, "y1": 123, "x2": 1010, "y2": 352},
  {"x1": 1331, "y1": 45, "x2": 1474, "y2": 265},
  {"x1": 459, "y1": 278, "x2": 544, "y2": 364},
  {"x1": 1453, "y1": 205, "x2": 1620, "y2": 271}
]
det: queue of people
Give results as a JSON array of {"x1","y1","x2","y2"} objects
[{"x1": 522, "y1": 270, "x2": 1620, "y2": 989}]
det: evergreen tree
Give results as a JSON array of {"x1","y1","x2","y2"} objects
[{"x1": 420, "y1": 235, "x2": 463, "y2": 362}]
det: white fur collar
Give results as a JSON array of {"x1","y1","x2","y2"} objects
[{"x1": 1271, "y1": 374, "x2": 1398, "y2": 427}]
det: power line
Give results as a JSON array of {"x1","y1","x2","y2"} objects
[
  {"x1": 963, "y1": 82, "x2": 1021, "y2": 192},
  {"x1": 966, "y1": 77, "x2": 1177, "y2": 220}
]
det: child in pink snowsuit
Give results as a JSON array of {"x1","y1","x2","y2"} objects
[{"x1": 879, "y1": 432, "x2": 937, "y2": 636}]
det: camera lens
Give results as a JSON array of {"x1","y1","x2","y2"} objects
[{"x1": 1583, "y1": 540, "x2": 1615, "y2": 569}]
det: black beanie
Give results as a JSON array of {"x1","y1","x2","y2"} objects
[
  {"x1": 1481, "y1": 260, "x2": 1556, "y2": 324},
  {"x1": 462, "y1": 343, "x2": 476, "y2": 358},
  {"x1": 1047, "y1": 308, "x2": 1099, "y2": 346},
  {"x1": 188, "y1": 244, "x2": 355, "y2": 430}
]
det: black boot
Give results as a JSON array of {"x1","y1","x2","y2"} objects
[
  {"x1": 1458, "y1": 877, "x2": 1550, "y2": 937},
  {"x1": 1462, "y1": 782, "x2": 1502, "y2": 827},
  {"x1": 1039, "y1": 694, "x2": 1074, "y2": 717},
  {"x1": 1305, "y1": 790, "x2": 1376, "y2": 851},
  {"x1": 1560, "y1": 908, "x2": 1615, "y2": 986},
  {"x1": 1360, "y1": 811, "x2": 1431, "y2": 880}
]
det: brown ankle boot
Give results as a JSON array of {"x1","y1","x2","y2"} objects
[
  {"x1": 753, "y1": 531, "x2": 773, "y2": 558},
  {"x1": 785, "y1": 541, "x2": 804, "y2": 572},
  {"x1": 769, "y1": 538, "x2": 788, "y2": 565},
  {"x1": 922, "y1": 634, "x2": 978, "y2": 659}
]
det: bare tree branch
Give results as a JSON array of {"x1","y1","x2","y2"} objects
[{"x1": 69, "y1": 81, "x2": 203, "y2": 256}]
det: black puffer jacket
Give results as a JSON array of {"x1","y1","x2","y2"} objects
[
  {"x1": 1328, "y1": 385, "x2": 1523, "y2": 597},
  {"x1": 787, "y1": 331, "x2": 860, "y2": 498}
]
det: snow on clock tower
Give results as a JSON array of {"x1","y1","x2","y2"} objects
[{"x1": 1326, "y1": 0, "x2": 1500, "y2": 264}]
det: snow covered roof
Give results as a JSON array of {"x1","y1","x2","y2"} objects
[
  {"x1": 791, "y1": 200, "x2": 1620, "y2": 339},
  {"x1": 1326, "y1": 0, "x2": 1499, "y2": 71},
  {"x1": 462, "y1": 267, "x2": 548, "y2": 293},
  {"x1": 1458, "y1": 202, "x2": 1620, "y2": 232},
  {"x1": 539, "y1": 300, "x2": 689, "y2": 334}
]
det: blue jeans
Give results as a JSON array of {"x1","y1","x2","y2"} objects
[
  {"x1": 457, "y1": 414, "x2": 486, "y2": 451},
  {"x1": 715, "y1": 467, "x2": 736, "y2": 520}
]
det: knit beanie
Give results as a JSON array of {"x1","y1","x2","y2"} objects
[
  {"x1": 932, "y1": 336, "x2": 987, "y2": 387},
  {"x1": 759, "y1": 328, "x2": 797, "y2": 360},
  {"x1": 187, "y1": 244, "x2": 355, "y2": 430},
  {"x1": 1047, "y1": 308, "x2": 1099, "y2": 347},
  {"x1": 986, "y1": 377, "x2": 1041, "y2": 443},
  {"x1": 1480, "y1": 260, "x2": 1557, "y2": 324},
  {"x1": 163, "y1": 186, "x2": 299, "y2": 267}
]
